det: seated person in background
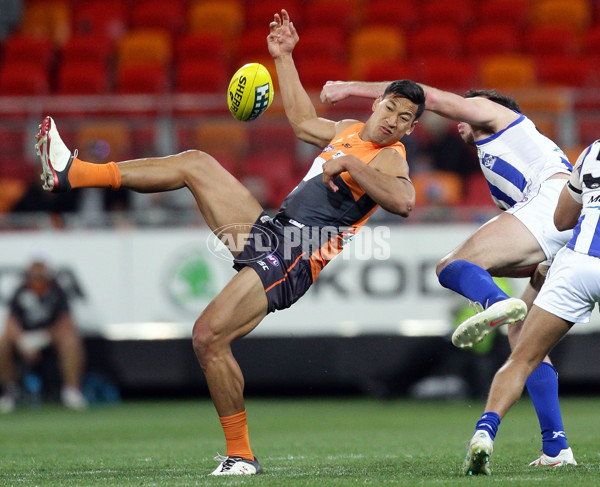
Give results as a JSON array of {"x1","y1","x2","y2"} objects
[{"x1": 0, "y1": 258, "x2": 88, "y2": 412}]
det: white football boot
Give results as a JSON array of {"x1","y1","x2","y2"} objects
[
  {"x1": 210, "y1": 454, "x2": 263, "y2": 475},
  {"x1": 35, "y1": 116, "x2": 75, "y2": 192},
  {"x1": 463, "y1": 430, "x2": 494, "y2": 476},
  {"x1": 529, "y1": 447, "x2": 577, "y2": 467},
  {"x1": 452, "y1": 297, "x2": 527, "y2": 348}
]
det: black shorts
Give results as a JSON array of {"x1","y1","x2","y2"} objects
[{"x1": 233, "y1": 213, "x2": 314, "y2": 314}]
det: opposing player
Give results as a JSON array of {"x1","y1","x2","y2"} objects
[
  {"x1": 33, "y1": 11, "x2": 425, "y2": 475},
  {"x1": 321, "y1": 81, "x2": 576, "y2": 466},
  {"x1": 463, "y1": 141, "x2": 600, "y2": 474}
]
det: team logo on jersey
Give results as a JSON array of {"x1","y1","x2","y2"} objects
[
  {"x1": 482, "y1": 153, "x2": 496, "y2": 169},
  {"x1": 266, "y1": 254, "x2": 280, "y2": 266},
  {"x1": 332, "y1": 150, "x2": 346, "y2": 159},
  {"x1": 342, "y1": 143, "x2": 352, "y2": 148},
  {"x1": 583, "y1": 173, "x2": 600, "y2": 189},
  {"x1": 323, "y1": 145, "x2": 334, "y2": 152}
]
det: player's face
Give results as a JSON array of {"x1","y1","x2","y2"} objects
[
  {"x1": 457, "y1": 121, "x2": 476, "y2": 145},
  {"x1": 365, "y1": 95, "x2": 419, "y2": 145}
]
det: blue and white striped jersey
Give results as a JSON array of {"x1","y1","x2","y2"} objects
[
  {"x1": 475, "y1": 114, "x2": 572, "y2": 210},
  {"x1": 566, "y1": 140, "x2": 600, "y2": 258}
]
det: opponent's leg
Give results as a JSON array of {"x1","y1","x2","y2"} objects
[
  {"x1": 508, "y1": 268, "x2": 571, "y2": 465},
  {"x1": 464, "y1": 306, "x2": 572, "y2": 475},
  {"x1": 192, "y1": 267, "x2": 268, "y2": 475},
  {"x1": 35, "y1": 116, "x2": 263, "y2": 255},
  {"x1": 438, "y1": 213, "x2": 544, "y2": 347}
]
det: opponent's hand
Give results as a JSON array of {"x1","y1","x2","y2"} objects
[
  {"x1": 267, "y1": 9, "x2": 299, "y2": 59},
  {"x1": 322, "y1": 157, "x2": 348, "y2": 192},
  {"x1": 320, "y1": 81, "x2": 351, "y2": 104}
]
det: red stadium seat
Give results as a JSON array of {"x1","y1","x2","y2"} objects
[
  {"x1": 362, "y1": 0, "x2": 421, "y2": 32},
  {"x1": 363, "y1": 62, "x2": 416, "y2": 83},
  {"x1": 536, "y1": 55, "x2": 596, "y2": 88},
  {"x1": 422, "y1": 0, "x2": 476, "y2": 29},
  {"x1": 2, "y1": 34, "x2": 54, "y2": 69},
  {"x1": 195, "y1": 120, "x2": 249, "y2": 177},
  {"x1": 235, "y1": 27, "x2": 271, "y2": 66},
  {"x1": 57, "y1": 61, "x2": 110, "y2": 95},
  {"x1": 176, "y1": 33, "x2": 230, "y2": 65},
  {"x1": 244, "y1": 0, "x2": 303, "y2": 30},
  {"x1": 477, "y1": 0, "x2": 528, "y2": 27},
  {"x1": 415, "y1": 59, "x2": 479, "y2": 92},
  {"x1": 130, "y1": 0, "x2": 186, "y2": 35},
  {"x1": 524, "y1": 25, "x2": 578, "y2": 57},
  {"x1": 463, "y1": 173, "x2": 495, "y2": 207},
  {"x1": 175, "y1": 59, "x2": 230, "y2": 93},
  {"x1": 409, "y1": 25, "x2": 463, "y2": 59},
  {"x1": 61, "y1": 34, "x2": 112, "y2": 65},
  {"x1": 296, "y1": 58, "x2": 350, "y2": 91},
  {"x1": 465, "y1": 24, "x2": 521, "y2": 59},
  {"x1": 303, "y1": 0, "x2": 359, "y2": 33},
  {"x1": 116, "y1": 64, "x2": 169, "y2": 94},
  {"x1": 0, "y1": 62, "x2": 49, "y2": 95},
  {"x1": 73, "y1": 1, "x2": 127, "y2": 43},
  {"x1": 582, "y1": 25, "x2": 600, "y2": 62},
  {"x1": 243, "y1": 150, "x2": 297, "y2": 209},
  {"x1": 292, "y1": 27, "x2": 346, "y2": 65}
]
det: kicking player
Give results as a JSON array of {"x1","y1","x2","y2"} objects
[
  {"x1": 463, "y1": 141, "x2": 600, "y2": 474},
  {"x1": 321, "y1": 81, "x2": 576, "y2": 466},
  {"x1": 33, "y1": 11, "x2": 424, "y2": 475}
]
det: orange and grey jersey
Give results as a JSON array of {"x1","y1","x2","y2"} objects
[{"x1": 275, "y1": 122, "x2": 407, "y2": 281}]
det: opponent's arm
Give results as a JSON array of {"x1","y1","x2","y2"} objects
[
  {"x1": 321, "y1": 81, "x2": 517, "y2": 132},
  {"x1": 322, "y1": 149, "x2": 415, "y2": 217},
  {"x1": 268, "y1": 10, "x2": 342, "y2": 148}
]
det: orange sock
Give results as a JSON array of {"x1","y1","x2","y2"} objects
[
  {"x1": 219, "y1": 410, "x2": 253, "y2": 460},
  {"x1": 67, "y1": 157, "x2": 121, "y2": 190}
]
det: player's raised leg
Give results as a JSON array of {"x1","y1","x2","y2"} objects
[
  {"x1": 35, "y1": 116, "x2": 263, "y2": 254},
  {"x1": 437, "y1": 212, "x2": 544, "y2": 348},
  {"x1": 192, "y1": 266, "x2": 268, "y2": 475}
]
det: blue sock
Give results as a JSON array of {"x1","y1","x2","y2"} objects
[
  {"x1": 438, "y1": 260, "x2": 509, "y2": 307},
  {"x1": 475, "y1": 412, "x2": 501, "y2": 440},
  {"x1": 525, "y1": 362, "x2": 568, "y2": 456}
]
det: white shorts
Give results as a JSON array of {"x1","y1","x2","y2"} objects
[
  {"x1": 534, "y1": 247, "x2": 600, "y2": 323},
  {"x1": 507, "y1": 178, "x2": 573, "y2": 261}
]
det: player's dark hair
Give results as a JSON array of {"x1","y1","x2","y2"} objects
[
  {"x1": 464, "y1": 89, "x2": 521, "y2": 113},
  {"x1": 383, "y1": 80, "x2": 426, "y2": 120}
]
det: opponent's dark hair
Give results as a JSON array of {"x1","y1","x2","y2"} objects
[
  {"x1": 382, "y1": 80, "x2": 426, "y2": 120},
  {"x1": 464, "y1": 88, "x2": 521, "y2": 113}
]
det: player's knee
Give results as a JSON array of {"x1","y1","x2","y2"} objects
[
  {"x1": 436, "y1": 256, "x2": 453, "y2": 276},
  {"x1": 192, "y1": 315, "x2": 222, "y2": 362},
  {"x1": 178, "y1": 150, "x2": 219, "y2": 175}
]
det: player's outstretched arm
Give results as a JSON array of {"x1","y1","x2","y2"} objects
[
  {"x1": 268, "y1": 10, "x2": 338, "y2": 148},
  {"x1": 322, "y1": 81, "x2": 515, "y2": 132},
  {"x1": 322, "y1": 150, "x2": 415, "y2": 217}
]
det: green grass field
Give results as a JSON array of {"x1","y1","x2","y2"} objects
[{"x1": 1, "y1": 397, "x2": 598, "y2": 486}]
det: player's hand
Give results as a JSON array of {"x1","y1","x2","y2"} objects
[
  {"x1": 320, "y1": 81, "x2": 351, "y2": 104},
  {"x1": 267, "y1": 9, "x2": 299, "y2": 59},
  {"x1": 322, "y1": 157, "x2": 347, "y2": 192}
]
